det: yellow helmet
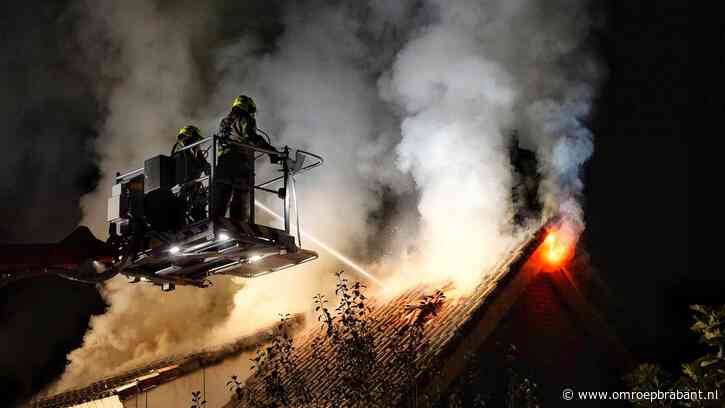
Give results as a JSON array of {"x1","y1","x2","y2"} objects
[
  {"x1": 177, "y1": 125, "x2": 202, "y2": 142},
  {"x1": 231, "y1": 95, "x2": 256, "y2": 115}
]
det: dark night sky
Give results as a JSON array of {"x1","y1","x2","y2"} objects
[
  {"x1": 584, "y1": 1, "x2": 694, "y2": 366},
  {"x1": 0, "y1": 1, "x2": 691, "y2": 406}
]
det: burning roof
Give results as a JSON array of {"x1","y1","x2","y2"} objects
[
  {"x1": 33, "y1": 219, "x2": 605, "y2": 408},
  {"x1": 227, "y1": 222, "x2": 555, "y2": 407}
]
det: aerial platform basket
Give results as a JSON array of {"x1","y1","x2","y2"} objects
[{"x1": 107, "y1": 134, "x2": 323, "y2": 291}]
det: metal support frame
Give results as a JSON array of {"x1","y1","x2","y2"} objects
[
  {"x1": 210, "y1": 134, "x2": 216, "y2": 225},
  {"x1": 282, "y1": 146, "x2": 290, "y2": 233},
  {"x1": 249, "y1": 145, "x2": 256, "y2": 225}
]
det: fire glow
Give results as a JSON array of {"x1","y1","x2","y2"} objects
[{"x1": 541, "y1": 229, "x2": 574, "y2": 268}]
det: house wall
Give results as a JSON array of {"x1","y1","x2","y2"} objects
[
  {"x1": 68, "y1": 396, "x2": 124, "y2": 408},
  {"x1": 121, "y1": 352, "x2": 254, "y2": 408}
]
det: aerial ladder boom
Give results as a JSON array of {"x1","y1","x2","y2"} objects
[{"x1": 0, "y1": 226, "x2": 117, "y2": 287}]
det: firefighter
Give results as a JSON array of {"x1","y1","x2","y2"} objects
[
  {"x1": 212, "y1": 95, "x2": 277, "y2": 224},
  {"x1": 172, "y1": 125, "x2": 209, "y2": 223}
]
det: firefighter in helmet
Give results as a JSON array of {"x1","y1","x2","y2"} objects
[
  {"x1": 212, "y1": 95, "x2": 277, "y2": 223},
  {"x1": 172, "y1": 125, "x2": 210, "y2": 223}
]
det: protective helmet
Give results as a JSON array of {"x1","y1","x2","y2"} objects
[
  {"x1": 177, "y1": 125, "x2": 203, "y2": 143},
  {"x1": 231, "y1": 95, "x2": 256, "y2": 115}
]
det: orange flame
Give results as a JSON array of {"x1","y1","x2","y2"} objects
[{"x1": 540, "y1": 229, "x2": 573, "y2": 268}]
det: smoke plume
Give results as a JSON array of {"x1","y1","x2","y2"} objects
[{"x1": 55, "y1": 0, "x2": 599, "y2": 391}]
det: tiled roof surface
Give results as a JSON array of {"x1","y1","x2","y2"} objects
[{"x1": 231, "y1": 223, "x2": 550, "y2": 406}]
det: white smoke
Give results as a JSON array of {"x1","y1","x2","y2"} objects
[
  {"x1": 377, "y1": 6, "x2": 519, "y2": 290},
  {"x1": 526, "y1": 85, "x2": 596, "y2": 239},
  {"x1": 57, "y1": 0, "x2": 599, "y2": 391}
]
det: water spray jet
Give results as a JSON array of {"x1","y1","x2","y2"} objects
[{"x1": 255, "y1": 200, "x2": 383, "y2": 285}]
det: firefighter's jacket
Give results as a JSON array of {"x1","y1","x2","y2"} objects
[{"x1": 216, "y1": 108, "x2": 275, "y2": 187}]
